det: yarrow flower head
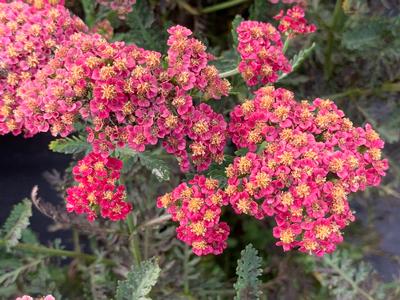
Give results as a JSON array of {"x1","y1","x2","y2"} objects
[
  {"x1": 66, "y1": 152, "x2": 132, "y2": 222},
  {"x1": 20, "y1": 26, "x2": 228, "y2": 173},
  {"x1": 274, "y1": 5, "x2": 316, "y2": 36},
  {"x1": 96, "y1": 0, "x2": 136, "y2": 19},
  {"x1": 0, "y1": 0, "x2": 86, "y2": 136},
  {"x1": 16, "y1": 295, "x2": 55, "y2": 300},
  {"x1": 227, "y1": 86, "x2": 388, "y2": 255},
  {"x1": 236, "y1": 21, "x2": 291, "y2": 86},
  {"x1": 167, "y1": 25, "x2": 230, "y2": 99},
  {"x1": 157, "y1": 175, "x2": 230, "y2": 255}
]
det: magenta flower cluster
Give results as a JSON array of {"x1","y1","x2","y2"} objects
[
  {"x1": 157, "y1": 175, "x2": 230, "y2": 256},
  {"x1": 0, "y1": 0, "x2": 86, "y2": 136},
  {"x1": 66, "y1": 152, "x2": 132, "y2": 222},
  {"x1": 237, "y1": 20, "x2": 291, "y2": 86}
]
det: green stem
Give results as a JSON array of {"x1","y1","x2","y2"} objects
[
  {"x1": 282, "y1": 37, "x2": 291, "y2": 54},
  {"x1": 201, "y1": 0, "x2": 249, "y2": 14},
  {"x1": 175, "y1": 0, "x2": 200, "y2": 15},
  {"x1": 219, "y1": 68, "x2": 239, "y2": 78},
  {"x1": 72, "y1": 228, "x2": 81, "y2": 254},
  {"x1": 175, "y1": 0, "x2": 248, "y2": 15},
  {"x1": 136, "y1": 214, "x2": 171, "y2": 231},
  {"x1": 0, "y1": 240, "x2": 114, "y2": 265},
  {"x1": 324, "y1": 256, "x2": 376, "y2": 300},
  {"x1": 127, "y1": 214, "x2": 142, "y2": 265},
  {"x1": 324, "y1": 0, "x2": 343, "y2": 79}
]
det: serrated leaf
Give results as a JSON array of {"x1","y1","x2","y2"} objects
[
  {"x1": 115, "y1": 146, "x2": 138, "y2": 158},
  {"x1": 342, "y1": 17, "x2": 392, "y2": 51},
  {"x1": 234, "y1": 244, "x2": 263, "y2": 300},
  {"x1": 213, "y1": 49, "x2": 240, "y2": 74},
  {"x1": 116, "y1": 258, "x2": 161, "y2": 300},
  {"x1": 278, "y1": 43, "x2": 316, "y2": 81},
  {"x1": 319, "y1": 250, "x2": 383, "y2": 300},
  {"x1": 1, "y1": 199, "x2": 32, "y2": 249},
  {"x1": 138, "y1": 152, "x2": 170, "y2": 182},
  {"x1": 231, "y1": 15, "x2": 244, "y2": 50},
  {"x1": 234, "y1": 148, "x2": 249, "y2": 156},
  {"x1": 0, "y1": 258, "x2": 41, "y2": 288},
  {"x1": 120, "y1": 0, "x2": 167, "y2": 52},
  {"x1": 49, "y1": 135, "x2": 91, "y2": 154}
]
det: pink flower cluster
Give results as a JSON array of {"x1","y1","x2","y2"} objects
[
  {"x1": 0, "y1": 0, "x2": 86, "y2": 136},
  {"x1": 20, "y1": 27, "x2": 229, "y2": 172},
  {"x1": 274, "y1": 5, "x2": 316, "y2": 36},
  {"x1": 16, "y1": 295, "x2": 55, "y2": 300},
  {"x1": 0, "y1": 0, "x2": 64, "y2": 8},
  {"x1": 96, "y1": 0, "x2": 136, "y2": 19},
  {"x1": 66, "y1": 152, "x2": 132, "y2": 221},
  {"x1": 227, "y1": 86, "x2": 388, "y2": 255},
  {"x1": 236, "y1": 21, "x2": 291, "y2": 86},
  {"x1": 167, "y1": 25, "x2": 230, "y2": 99},
  {"x1": 157, "y1": 175, "x2": 230, "y2": 256}
]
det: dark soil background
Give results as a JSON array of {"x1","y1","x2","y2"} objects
[{"x1": 0, "y1": 134, "x2": 71, "y2": 244}]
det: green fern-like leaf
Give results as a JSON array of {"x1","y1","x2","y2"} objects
[
  {"x1": 138, "y1": 152, "x2": 170, "y2": 182},
  {"x1": 231, "y1": 15, "x2": 244, "y2": 50},
  {"x1": 115, "y1": 258, "x2": 161, "y2": 300},
  {"x1": 342, "y1": 17, "x2": 396, "y2": 51},
  {"x1": 213, "y1": 49, "x2": 239, "y2": 74},
  {"x1": 116, "y1": 0, "x2": 168, "y2": 52},
  {"x1": 1, "y1": 199, "x2": 32, "y2": 249},
  {"x1": 234, "y1": 244, "x2": 263, "y2": 300},
  {"x1": 278, "y1": 43, "x2": 316, "y2": 81},
  {"x1": 249, "y1": 0, "x2": 270, "y2": 22},
  {"x1": 49, "y1": 135, "x2": 91, "y2": 154},
  {"x1": 319, "y1": 250, "x2": 390, "y2": 300},
  {"x1": 0, "y1": 258, "x2": 41, "y2": 287}
]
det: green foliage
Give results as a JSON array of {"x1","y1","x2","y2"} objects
[
  {"x1": 117, "y1": 0, "x2": 168, "y2": 52},
  {"x1": 116, "y1": 258, "x2": 161, "y2": 300},
  {"x1": 81, "y1": 0, "x2": 96, "y2": 27},
  {"x1": 231, "y1": 14, "x2": 244, "y2": 50},
  {"x1": 1, "y1": 199, "x2": 32, "y2": 250},
  {"x1": 342, "y1": 17, "x2": 398, "y2": 51},
  {"x1": 49, "y1": 135, "x2": 91, "y2": 154},
  {"x1": 249, "y1": 0, "x2": 270, "y2": 22},
  {"x1": 234, "y1": 244, "x2": 263, "y2": 300},
  {"x1": 0, "y1": 257, "x2": 41, "y2": 288},
  {"x1": 318, "y1": 250, "x2": 400, "y2": 300},
  {"x1": 278, "y1": 43, "x2": 316, "y2": 81},
  {"x1": 213, "y1": 15, "x2": 243, "y2": 75},
  {"x1": 116, "y1": 147, "x2": 171, "y2": 181},
  {"x1": 213, "y1": 49, "x2": 239, "y2": 74},
  {"x1": 138, "y1": 152, "x2": 170, "y2": 182}
]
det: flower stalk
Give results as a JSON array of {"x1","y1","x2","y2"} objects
[{"x1": 0, "y1": 240, "x2": 114, "y2": 265}]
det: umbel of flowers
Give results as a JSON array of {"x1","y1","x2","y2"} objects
[
  {"x1": 227, "y1": 86, "x2": 388, "y2": 256},
  {"x1": 160, "y1": 86, "x2": 388, "y2": 256},
  {"x1": 66, "y1": 152, "x2": 131, "y2": 222},
  {"x1": 0, "y1": 1, "x2": 389, "y2": 256},
  {"x1": 0, "y1": 0, "x2": 86, "y2": 136},
  {"x1": 19, "y1": 27, "x2": 229, "y2": 171},
  {"x1": 157, "y1": 175, "x2": 230, "y2": 255}
]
